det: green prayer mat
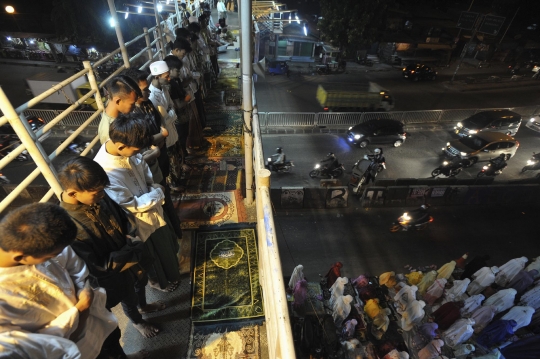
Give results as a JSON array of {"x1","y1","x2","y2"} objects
[{"x1": 192, "y1": 229, "x2": 264, "y2": 322}]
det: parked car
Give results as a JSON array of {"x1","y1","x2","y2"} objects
[
  {"x1": 347, "y1": 118, "x2": 407, "y2": 148},
  {"x1": 454, "y1": 110, "x2": 522, "y2": 137},
  {"x1": 525, "y1": 115, "x2": 540, "y2": 133},
  {"x1": 402, "y1": 64, "x2": 437, "y2": 81},
  {"x1": 0, "y1": 116, "x2": 50, "y2": 142},
  {"x1": 442, "y1": 132, "x2": 519, "y2": 166},
  {"x1": 268, "y1": 61, "x2": 289, "y2": 76}
]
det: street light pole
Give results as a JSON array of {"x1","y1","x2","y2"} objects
[{"x1": 5, "y1": 6, "x2": 22, "y2": 32}]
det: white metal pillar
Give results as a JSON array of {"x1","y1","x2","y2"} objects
[
  {"x1": 240, "y1": 0, "x2": 253, "y2": 204},
  {"x1": 153, "y1": 0, "x2": 167, "y2": 59},
  {"x1": 107, "y1": 0, "x2": 131, "y2": 68},
  {"x1": 0, "y1": 88, "x2": 63, "y2": 198},
  {"x1": 83, "y1": 61, "x2": 104, "y2": 112}
]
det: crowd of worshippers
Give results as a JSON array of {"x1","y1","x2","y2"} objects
[
  {"x1": 288, "y1": 255, "x2": 540, "y2": 359},
  {"x1": 0, "y1": 10, "x2": 234, "y2": 359}
]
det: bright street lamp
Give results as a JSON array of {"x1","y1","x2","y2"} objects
[
  {"x1": 5, "y1": 6, "x2": 14, "y2": 13},
  {"x1": 109, "y1": 17, "x2": 116, "y2": 27}
]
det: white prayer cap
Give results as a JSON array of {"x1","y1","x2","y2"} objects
[
  {"x1": 150, "y1": 61, "x2": 169, "y2": 76},
  {"x1": 189, "y1": 16, "x2": 198, "y2": 23}
]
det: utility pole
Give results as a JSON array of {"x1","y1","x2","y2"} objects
[
  {"x1": 498, "y1": 7, "x2": 519, "y2": 46},
  {"x1": 450, "y1": 15, "x2": 483, "y2": 84}
]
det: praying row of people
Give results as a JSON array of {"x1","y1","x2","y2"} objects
[
  {"x1": 288, "y1": 254, "x2": 540, "y2": 359},
  {"x1": 0, "y1": 5, "x2": 234, "y2": 358}
]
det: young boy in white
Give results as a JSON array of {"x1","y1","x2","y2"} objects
[{"x1": 0, "y1": 203, "x2": 119, "y2": 359}]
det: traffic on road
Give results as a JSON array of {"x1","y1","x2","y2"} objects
[{"x1": 262, "y1": 123, "x2": 540, "y2": 189}]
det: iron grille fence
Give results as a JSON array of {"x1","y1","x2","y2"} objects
[{"x1": 24, "y1": 106, "x2": 540, "y2": 131}]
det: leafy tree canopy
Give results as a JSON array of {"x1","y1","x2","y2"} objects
[{"x1": 318, "y1": 0, "x2": 393, "y2": 56}]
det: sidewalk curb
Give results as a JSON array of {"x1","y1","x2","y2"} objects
[{"x1": 443, "y1": 79, "x2": 540, "y2": 92}]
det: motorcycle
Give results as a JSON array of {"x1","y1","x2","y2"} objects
[
  {"x1": 315, "y1": 64, "x2": 331, "y2": 75},
  {"x1": 521, "y1": 152, "x2": 540, "y2": 173},
  {"x1": 477, "y1": 161, "x2": 507, "y2": 177},
  {"x1": 0, "y1": 173, "x2": 10, "y2": 184},
  {"x1": 266, "y1": 157, "x2": 294, "y2": 173},
  {"x1": 309, "y1": 162, "x2": 345, "y2": 179},
  {"x1": 349, "y1": 155, "x2": 384, "y2": 193},
  {"x1": 61, "y1": 139, "x2": 94, "y2": 156},
  {"x1": 508, "y1": 63, "x2": 521, "y2": 75},
  {"x1": 357, "y1": 57, "x2": 374, "y2": 67},
  {"x1": 0, "y1": 134, "x2": 28, "y2": 161},
  {"x1": 390, "y1": 212, "x2": 434, "y2": 232},
  {"x1": 431, "y1": 159, "x2": 467, "y2": 178}
]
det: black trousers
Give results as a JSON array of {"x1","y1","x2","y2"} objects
[
  {"x1": 195, "y1": 91, "x2": 207, "y2": 129},
  {"x1": 97, "y1": 327, "x2": 126, "y2": 359}
]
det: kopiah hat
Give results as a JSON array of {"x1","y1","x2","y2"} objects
[
  {"x1": 189, "y1": 16, "x2": 198, "y2": 23},
  {"x1": 150, "y1": 61, "x2": 169, "y2": 76}
]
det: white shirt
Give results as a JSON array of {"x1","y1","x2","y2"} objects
[
  {"x1": 0, "y1": 247, "x2": 117, "y2": 359},
  {"x1": 162, "y1": 16, "x2": 176, "y2": 43},
  {"x1": 148, "y1": 83, "x2": 179, "y2": 147},
  {"x1": 93, "y1": 143, "x2": 166, "y2": 241},
  {"x1": 217, "y1": 2, "x2": 226, "y2": 12}
]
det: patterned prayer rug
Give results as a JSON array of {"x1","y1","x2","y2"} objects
[
  {"x1": 187, "y1": 322, "x2": 268, "y2": 359},
  {"x1": 192, "y1": 229, "x2": 264, "y2": 322},
  {"x1": 176, "y1": 190, "x2": 247, "y2": 229}
]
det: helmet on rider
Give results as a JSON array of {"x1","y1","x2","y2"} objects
[
  {"x1": 420, "y1": 204, "x2": 430, "y2": 210},
  {"x1": 327, "y1": 152, "x2": 335, "y2": 159},
  {"x1": 374, "y1": 148, "x2": 381, "y2": 155},
  {"x1": 276, "y1": 147, "x2": 283, "y2": 154},
  {"x1": 499, "y1": 154, "x2": 506, "y2": 159}
]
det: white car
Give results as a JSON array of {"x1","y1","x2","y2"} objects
[{"x1": 525, "y1": 115, "x2": 540, "y2": 133}]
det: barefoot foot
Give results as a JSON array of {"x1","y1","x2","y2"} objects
[
  {"x1": 139, "y1": 300, "x2": 167, "y2": 314},
  {"x1": 133, "y1": 321, "x2": 160, "y2": 338}
]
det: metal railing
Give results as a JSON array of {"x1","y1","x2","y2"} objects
[
  {"x1": 23, "y1": 105, "x2": 540, "y2": 135},
  {"x1": 259, "y1": 105, "x2": 540, "y2": 128},
  {"x1": 0, "y1": 2, "x2": 296, "y2": 359},
  {"x1": 0, "y1": 4, "x2": 186, "y2": 209}
]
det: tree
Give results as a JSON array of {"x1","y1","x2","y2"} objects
[{"x1": 318, "y1": 0, "x2": 393, "y2": 56}]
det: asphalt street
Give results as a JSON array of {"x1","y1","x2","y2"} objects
[
  {"x1": 275, "y1": 203, "x2": 540, "y2": 284},
  {"x1": 3, "y1": 122, "x2": 540, "y2": 188},
  {"x1": 262, "y1": 125, "x2": 540, "y2": 188},
  {"x1": 254, "y1": 65, "x2": 540, "y2": 112}
]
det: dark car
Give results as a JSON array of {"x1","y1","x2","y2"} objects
[
  {"x1": 347, "y1": 118, "x2": 407, "y2": 148},
  {"x1": 402, "y1": 64, "x2": 437, "y2": 81}
]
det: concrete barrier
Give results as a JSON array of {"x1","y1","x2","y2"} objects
[
  {"x1": 325, "y1": 187, "x2": 349, "y2": 208},
  {"x1": 280, "y1": 187, "x2": 304, "y2": 209},
  {"x1": 303, "y1": 187, "x2": 327, "y2": 209}
]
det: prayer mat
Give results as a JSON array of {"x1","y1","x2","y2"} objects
[
  {"x1": 192, "y1": 228, "x2": 264, "y2": 322},
  {"x1": 205, "y1": 136, "x2": 243, "y2": 157},
  {"x1": 182, "y1": 157, "x2": 244, "y2": 193},
  {"x1": 176, "y1": 190, "x2": 247, "y2": 229},
  {"x1": 187, "y1": 321, "x2": 268, "y2": 359}
]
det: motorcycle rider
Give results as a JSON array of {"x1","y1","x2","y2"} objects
[
  {"x1": 321, "y1": 152, "x2": 340, "y2": 176},
  {"x1": 403, "y1": 204, "x2": 430, "y2": 231},
  {"x1": 271, "y1": 147, "x2": 286, "y2": 171},
  {"x1": 359, "y1": 148, "x2": 385, "y2": 185},
  {"x1": 490, "y1": 154, "x2": 507, "y2": 171}
]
